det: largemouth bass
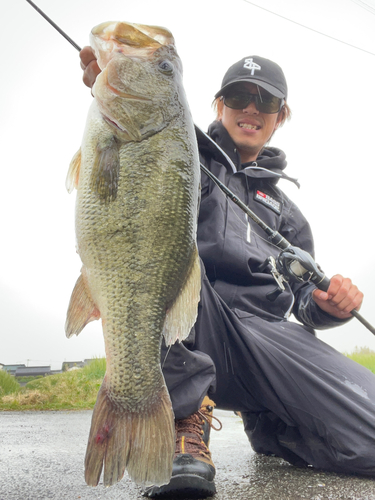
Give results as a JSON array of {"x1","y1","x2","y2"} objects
[{"x1": 65, "y1": 21, "x2": 201, "y2": 488}]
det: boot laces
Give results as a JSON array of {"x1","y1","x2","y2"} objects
[
  {"x1": 175, "y1": 403, "x2": 222, "y2": 460},
  {"x1": 198, "y1": 405, "x2": 223, "y2": 432}
]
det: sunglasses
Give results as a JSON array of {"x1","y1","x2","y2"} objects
[{"x1": 222, "y1": 89, "x2": 284, "y2": 114}]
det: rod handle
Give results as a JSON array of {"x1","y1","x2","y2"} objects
[{"x1": 316, "y1": 276, "x2": 375, "y2": 335}]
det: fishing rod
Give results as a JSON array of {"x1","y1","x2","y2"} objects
[
  {"x1": 26, "y1": 0, "x2": 82, "y2": 51},
  {"x1": 26, "y1": 0, "x2": 375, "y2": 335},
  {"x1": 195, "y1": 127, "x2": 375, "y2": 334}
]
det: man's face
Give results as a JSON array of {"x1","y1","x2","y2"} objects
[{"x1": 217, "y1": 82, "x2": 283, "y2": 163}]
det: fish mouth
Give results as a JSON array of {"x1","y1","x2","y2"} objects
[
  {"x1": 90, "y1": 21, "x2": 175, "y2": 142},
  {"x1": 91, "y1": 21, "x2": 174, "y2": 67},
  {"x1": 92, "y1": 21, "x2": 174, "y2": 48}
]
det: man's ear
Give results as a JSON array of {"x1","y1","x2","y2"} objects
[
  {"x1": 275, "y1": 107, "x2": 286, "y2": 129},
  {"x1": 216, "y1": 99, "x2": 224, "y2": 121},
  {"x1": 273, "y1": 117, "x2": 282, "y2": 132}
]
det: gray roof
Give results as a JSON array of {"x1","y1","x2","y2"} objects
[
  {"x1": 15, "y1": 366, "x2": 51, "y2": 377},
  {"x1": 2, "y1": 364, "x2": 26, "y2": 371}
]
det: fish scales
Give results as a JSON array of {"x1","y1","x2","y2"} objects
[
  {"x1": 65, "y1": 21, "x2": 201, "y2": 488},
  {"x1": 78, "y1": 131, "x2": 196, "y2": 405}
]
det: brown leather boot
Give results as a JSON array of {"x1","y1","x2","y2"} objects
[{"x1": 144, "y1": 396, "x2": 221, "y2": 498}]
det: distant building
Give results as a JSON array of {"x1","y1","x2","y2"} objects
[
  {"x1": 15, "y1": 366, "x2": 51, "y2": 377},
  {"x1": 62, "y1": 361, "x2": 85, "y2": 371},
  {"x1": 2, "y1": 364, "x2": 26, "y2": 376},
  {"x1": 84, "y1": 359, "x2": 96, "y2": 365}
]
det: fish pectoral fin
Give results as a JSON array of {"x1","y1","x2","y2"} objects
[
  {"x1": 163, "y1": 248, "x2": 201, "y2": 346},
  {"x1": 65, "y1": 272, "x2": 100, "y2": 338},
  {"x1": 66, "y1": 148, "x2": 82, "y2": 193},
  {"x1": 90, "y1": 136, "x2": 120, "y2": 203}
]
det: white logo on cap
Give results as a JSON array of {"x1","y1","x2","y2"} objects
[{"x1": 243, "y1": 58, "x2": 261, "y2": 75}]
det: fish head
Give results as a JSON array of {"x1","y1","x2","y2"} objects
[{"x1": 90, "y1": 22, "x2": 186, "y2": 142}]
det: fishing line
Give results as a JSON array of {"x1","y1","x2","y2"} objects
[
  {"x1": 26, "y1": 0, "x2": 82, "y2": 51},
  {"x1": 242, "y1": 0, "x2": 375, "y2": 57},
  {"x1": 207, "y1": 167, "x2": 286, "y2": 255},
  {"x1": 350, "y1": 0, "x2": 375, "y2": 16}
]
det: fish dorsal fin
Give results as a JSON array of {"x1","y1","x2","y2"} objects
[{"x1": 163, "y1": 248, "x2": 201, "y2": 346}]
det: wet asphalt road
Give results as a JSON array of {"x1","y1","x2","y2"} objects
[{"x1": 1, "y1": 410, "x2": 375, "y2": 500}]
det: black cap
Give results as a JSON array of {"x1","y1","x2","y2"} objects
[{"x1": 215, "y1": 56, "x2": 288, "y2": 100}]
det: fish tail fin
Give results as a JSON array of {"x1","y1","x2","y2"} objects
[
  {"x1": 163, "y1": 247, "x2": 201, "y2": 345},
  {"x1": 85, "y1": 382, "x2": 175, "y2": 487}
]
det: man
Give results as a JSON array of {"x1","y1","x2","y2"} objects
[{"x1": 80, "y1": 49, "x2": 375, "y2": 498}]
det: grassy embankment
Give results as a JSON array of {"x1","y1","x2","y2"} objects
[
  {"x1": 0, "y1": 358, "x2": 106, "y2": 411},
  {"x1": 1, "y1": 349, "x2": 375, "y2": 411}
]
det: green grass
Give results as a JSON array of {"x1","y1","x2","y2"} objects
[
  {"x1": 0, "y1": 370, "x2": 21, "y2": 397},
  {"x1": 16, "y1": 375, "x2": 44, "y2": 385},
  {"x1": 345, "y1": 347, "x2": 375, "y2": 374},
  {"x1": 1, "y1": 350, "x2": 375, "y2": 411},
  {"x1": 0, "y1": 358, "x2": 106, "y2": 411}
]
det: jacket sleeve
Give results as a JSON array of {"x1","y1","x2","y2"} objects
[
  {"x1": 292, "y1": 281, "x2": 351, "y2": 330},
  {"x1": 280, "y1": 198, "x2": 350, "y2": 330}
]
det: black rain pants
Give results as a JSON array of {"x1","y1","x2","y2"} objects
[{"x1": 161, "y1": 267, "x2": 375, "y2": 477}]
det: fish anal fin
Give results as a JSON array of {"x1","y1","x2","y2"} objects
[
  {"x1": 65, "y1": 271, "x2": 100, "y2": 338},
  {"x1": 163, "y1": 248, "x2": 201, "y2": 346},
  {"x1": 90, "y1": 136, "x2": 120, "y2": 203},
  {"x1": 85, "y1": 381, "x2": 175, "y2": 487},
  {"x1": 66, "y1": 149, "x2": 82, "y2": 193}
]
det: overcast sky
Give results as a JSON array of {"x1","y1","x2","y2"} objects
[{"x1": 1, "y1": 0, "x2": 375, "y2": 370}]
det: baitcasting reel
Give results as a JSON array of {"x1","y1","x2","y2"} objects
[{"x1": 260, "y1": 246, "x2": 330, "y2": 301}]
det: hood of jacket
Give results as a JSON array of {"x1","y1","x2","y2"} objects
[{"x1": 198, "y1": 120, "x2": 299, "y2": 187}]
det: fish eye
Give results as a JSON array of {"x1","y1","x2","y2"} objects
[{"x1": 158, "y1": 60, "x2": 174, "y2": 75}]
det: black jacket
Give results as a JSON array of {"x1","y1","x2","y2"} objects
[{"x1": 196, "y1": 121, "x2": 344, "y2": 329}]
